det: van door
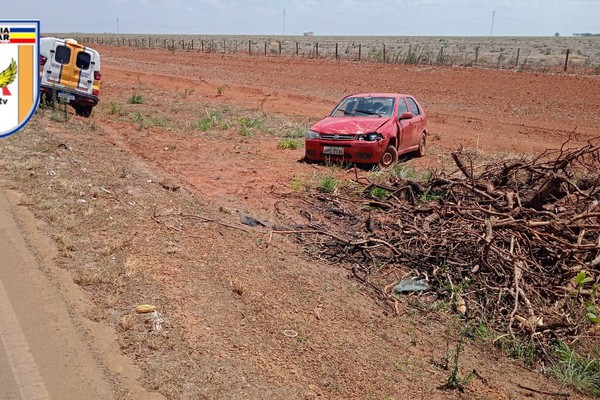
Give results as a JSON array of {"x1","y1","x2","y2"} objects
[{"x1": 48, "y1": 41, "x2": 94, "y2": 96}]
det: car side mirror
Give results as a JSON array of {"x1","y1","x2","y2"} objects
[{"x1": 399, "y1": 112, "x2": 414, "y2": 120}]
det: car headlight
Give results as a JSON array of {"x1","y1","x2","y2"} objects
[
  {"x1": 356, "y1": 133, "x2": 383, "y2": 141},
  {"x1": 306, "y1": 130, "x2": 321, "y2": 139}
]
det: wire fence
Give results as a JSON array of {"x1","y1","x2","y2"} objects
[{"x1": 71, "y1": 34, "x2": 600, "y2": 74}]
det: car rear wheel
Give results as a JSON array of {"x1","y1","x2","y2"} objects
[
  {"x1": 417, "y1": 134, "x2": 426, "y2": 157},
  {"x1": 379, "y1": 145, "x2": 398, "y2": 169}
]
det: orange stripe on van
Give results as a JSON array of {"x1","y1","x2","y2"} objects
[{"x1": 18, "y1": 45, "x2": 34, "y2": 124}]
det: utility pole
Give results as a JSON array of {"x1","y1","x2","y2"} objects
[
  {"x1": 490, "y1": 10, "x2": 495, "y2": 36},
  {"x1": 283, "y1": 9, "x2": 286, "y2": 35},
  {"x1": 116, "y1": 18, "x2": 120, "y2": 34}
]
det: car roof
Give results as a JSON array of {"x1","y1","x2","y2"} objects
[{"x1": 346, "y1": 93, "x2": 410, "y2": 99}]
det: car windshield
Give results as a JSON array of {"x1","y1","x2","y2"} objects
[{"x1": 331, "y1": 96, "x2": 395, "y2": 118}]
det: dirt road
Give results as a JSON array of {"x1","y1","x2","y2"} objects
[{"x1": 0, "y1": 185, "x2": 164, "y2": 400}]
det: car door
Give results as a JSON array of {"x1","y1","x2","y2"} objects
[
  {"x1": 397, "y1": 97, "x2": 418, "y2": 151},
  {"x1": 406, "y1": 96, "x2": 425, "y2": 147}
]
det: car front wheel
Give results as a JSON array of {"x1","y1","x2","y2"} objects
[{"x1": 379, "y1": 145, "x2": 398, "y2": 169}]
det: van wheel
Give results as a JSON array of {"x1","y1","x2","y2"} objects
[
  {"x1": 379, "y1": 145, "x2": 398, "y2": 169},
  {"x1": 75, "y1": 106, "x2": 93, "y2": 118},
  {"x1": 42, "y1": 92, "x2": 54, "y2": 106},
  {"x1": 417, "y1": 134, "x2": 427, "y2": 157}
]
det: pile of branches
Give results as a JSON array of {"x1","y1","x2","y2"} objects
[{"x1": 289, "y1": 141, "x2": 600, "y2": 350}]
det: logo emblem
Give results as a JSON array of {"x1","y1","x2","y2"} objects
[
  {"x1": 0, "y1": 20, "x2": 40, "y2": 138},
  {"x1": 333, "y1": 134, "x2": 339, "y2": 140}
]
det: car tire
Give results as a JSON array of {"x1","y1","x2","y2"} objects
[
  {"x1": 75, "y1": 106, "x2": 93, "y2": 118},
  {"x1": 417, "y1": 134, "x2": 426, "y2": 157},
  {"x1": 379, "y1": 145, "x2": 398, "y2": 169},
  {"x1": 42, "y1": 92, "x2": 54, "y2": 106}
]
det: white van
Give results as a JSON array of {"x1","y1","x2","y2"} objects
[{"x1": 39, "y1": 37, "x2": 101, "y2": 117}]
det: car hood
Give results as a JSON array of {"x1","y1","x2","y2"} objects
[{"x1": 311, "y1": 117, "x2": 392, "y2": 135}]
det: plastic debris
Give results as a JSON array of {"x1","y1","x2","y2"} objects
[{"x1": 394, "y1": 278, "x2": 429, "y2": 293}]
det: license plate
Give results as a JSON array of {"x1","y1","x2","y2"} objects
[
  {"x1": 58, "y1": 92, "x2": 75, "y2": 101},
  {"x1": 323, "y1": 146, "x2": 344, "y2": 156}
]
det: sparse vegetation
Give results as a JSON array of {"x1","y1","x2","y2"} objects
[
  {"x1": 549, "y1": 341, "x2": 600, "y2": 396},
  {"x1": 316, "y1": 175, "x2": 337, "y2": 193},
  {"x1": 109, "y1": 102, "x2": 124, "y2": 115},
  {"x1": 369, "y1": 186, "x2": 390, "y2": 200},
  {"x1": 238, "y1": 117, "x2": 265, "y2": 136},
  {"x1": 277, "y1": 138, "x2": 301, "y2": 150},
  {"x1": 128, "y1": 93, "x2": 144, "y2": 104}
]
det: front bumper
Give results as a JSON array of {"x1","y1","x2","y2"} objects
[{"x1": 305, "y1": 138, "x2": 388, "y2": 164}]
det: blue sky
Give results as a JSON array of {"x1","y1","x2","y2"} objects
[{"x1": 5, "y1": 0, "x2": 600, "y2": 36}]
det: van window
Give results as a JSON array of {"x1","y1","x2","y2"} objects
[
  {"x1": 76, "y1": 52, "x2": 91, "y2": 70},
  {"x1": 55, "y1": 46, "x2": 71, "y2": 65}
]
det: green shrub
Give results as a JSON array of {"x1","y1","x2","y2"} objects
[
  {"x1": 239, "y1": 117, "x2": 264, "y2": 130},
  {"x1": 549, "y1": 341, "x2": 600, "y2": 396},
  {"x1": 317, "y1": 175, "x2": 337, "y2": 194},
  {"x1": 109, "y1": 102, "x2": 123, "y2": 115},
  {"x1": 277, "y1": 138, "x2": 301, "y2": 150},
  {"x1": 196, "y1": 117, "x2": 213, "y2": 132},
  {"x1": 128, "y1": 93, "x2": 144, "y2": 104},
  {"x1": 369, "y1": 187, "x2": 390, "y2": 200}
]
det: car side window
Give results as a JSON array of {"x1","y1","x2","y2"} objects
[
  {"x1": 397, "y1": 98, "x2": 409, "y2": 115},
  {"x1": 76, "y1": 51, "x2": 91, "y2": 70},
  {"x1": 406, "y1": 97, "x2": 421, "y2": 116},
  {"x1": 55, "y1": 45, "x2": 71, "y2": 65}
]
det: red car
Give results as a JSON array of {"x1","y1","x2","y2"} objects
[{"x1": 305, "y1": 93, "x2": 428, "y2": 168}]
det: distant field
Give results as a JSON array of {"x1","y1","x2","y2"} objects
[{"x1": 57, "y1": 33, "x2": 600, "y2": 73}]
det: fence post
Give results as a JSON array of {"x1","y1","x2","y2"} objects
[
  {"x1": 264, "y1": 41, "x2": 267, "y2": 55},
  {"x1": 358, "y1": 43, "x2": 361, "y2": 61},
  {"x1": 223, "y1": 38, "x2": 226, "y2": 54},
  {"x1": 128, "y1": 39, "x2": 131, "y2": 47},
  {"x1": 564, "y1": 49, "x2": 570, "y2": 72},
  {"x1": 475, "y1": 47, "x2": 479, "y2": 63},
  {"x1": 316, "y1": 42, "x2": 319, "y2": 58},
  {"x1": 148, "y1": 37, "x2": 151, "y2": 48},
  {"x1": 249, "y1": 40, "x2": 251, "y2": 55},
  {"x1": 335, "y1": 43, "x2": 338, "y2": 60},
  {"x1": 191, "y1": 39, "x2": 194, "y2": 50},
  {"x1": 171, "y1": 39, "x2": 174, "y2": 49},
  {"x1": 296, "y1": 41, "x2": 299, "y2": 56},
  {"x1": 279, "y1": 41, "x2": 282, "y2": 55},
  {"x1": 383, "y1": 44, "x2": 386, "y2": 63},
  {"x1": 515, "y1": 48, "x2": 520, "y2": 67},
  {"x1": 201, "y1": 40, "x2": 204, "y2": 52}
]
